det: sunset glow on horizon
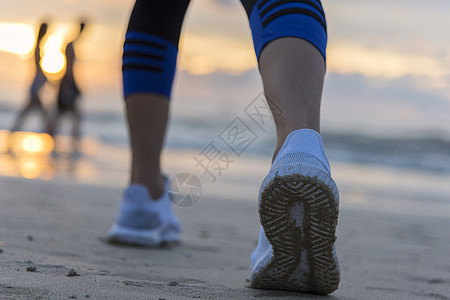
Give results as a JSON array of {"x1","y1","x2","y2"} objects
[
  {"x1": 0, "y1": 22, "x2": 66, "y2": 76},
  {"x1": 41, "y1": 35, "x2": 66, "y2": 74},
  {"x1": 0, "y1": 16, "x2": 448, "y2": 82},
  {"x1": 327, "y1": 42, "x2": 449, "y2": 80},
  {"x1": 0, "y1": 0, "x2": 449, "y2": 108},
  {"x1": 0, "y1": 23, "x2": 35, "y2": 56}
]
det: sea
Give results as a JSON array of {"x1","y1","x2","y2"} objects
[
  {"x1": 0, "y1": 64, "x2": 449, "y2": 218},
  {"x1": 1, "y1": 78, "x2": 449, "y2": 177}
]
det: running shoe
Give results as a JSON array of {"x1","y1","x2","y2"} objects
[
  {"x1": 250, "y1": 129, "x2": 340, "y2": 294},
  {"x1": 107, "y1": 178, "x2": 181, "y2": 246}
]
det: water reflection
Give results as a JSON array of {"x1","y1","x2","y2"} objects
[
  {"x1": 0, "y1": 129, "x2": 109, "y2": 185},
  {"x1": 3, "y1": 131, "x2": 55, "y2": 179},
  {"x1": 9, "y1": 131, "x2": 54, "y2": 154},
  {"x1": 16, "y1": 154, "x2": 53, "y2": 179}
]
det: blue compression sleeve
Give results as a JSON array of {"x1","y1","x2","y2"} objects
[
  {"x1": 247, "y1": 0, "x2": 327, "y2": 60},
  {"x1": 122, "y1": 32, "x2": 178, "y2": 98}
]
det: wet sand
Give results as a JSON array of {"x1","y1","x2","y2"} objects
[{"x1": 1, "y1": 175, "x2": 449, "y2": 299}]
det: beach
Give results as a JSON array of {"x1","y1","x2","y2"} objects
[
  {"x1": 1, "y1": 0, "x2": 450, "y2": 298},
  {"x1": 1, "y1": 145, "x2": 449, "y2": 300}
]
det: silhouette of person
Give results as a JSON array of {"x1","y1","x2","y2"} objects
[
  {"x1": 50, "y1": 22, "x2": 86, "y2": 154},
  {"x1": 10, "y1": 23, "x2": 52, "y2": 133}
]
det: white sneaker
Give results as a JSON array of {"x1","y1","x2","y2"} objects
[
  {"x1": 250, "y1": 129, "x2": 340, "y2": 294},
  {"x1": 107, "y1": 178, "x2": 181, "y2": 246}
]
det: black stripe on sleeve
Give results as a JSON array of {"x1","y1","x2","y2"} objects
[
  {"x1": 262, "y1": 7, "x2": 326, "y2": 31},
  {"x1": 259, "y1": 0, "x2": 324, "y2": 19},
  {"x1": 124, "y1": 39, "x2": 167, "y2": 51},
  {"x1": 122, "y1": 64, "x2": 163, "y2": 73},
  {"x1": 123, "y1": 52, "x2": 164, "y2": 62}
]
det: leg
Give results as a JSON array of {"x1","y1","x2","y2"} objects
[
  {"x1": 70, "y1": 107, "x2": 82, "y2": 153},
  {"x1": 36, "y1": 97, "x2": 52, "y2": 133},
  {"x1": 107, "y1": 0, "x2": 189, "y2": 246},
  {"x1": 48, "y1": 97, "x2": 64, "y2": 153},
  {"x1": 10, "y1": 106, "x2": 29, "y2": 133},
  {"x1": 241, "y1": 0, "x2": 327, "y2": 159},
  {"x1": 10, "y1": 94, "x2": 37, "y2": 132},
  {"x1": 260, "y1": 38, "x2": 325, "y2": 159},
  {"x1": 242, "y1": 0, "x2": 340, "y2": 294},
  {"x1": 123, "y1": 0, "x2": 190, "y2": 199},
  {"x1": 126, "y1": 94, "x2": 168, "y2": 199},
  {"x1": 48, "y1": 108, "x2": 61, "y2": 138}
]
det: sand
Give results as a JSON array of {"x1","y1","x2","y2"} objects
[{"x1": 1, "y1": 174, "x2": 449, "y2": 300}]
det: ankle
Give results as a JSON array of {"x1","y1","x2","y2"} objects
[
  {"x1": 148, "y1": 176, "x2": 165, "y2": 199},
  {"x1": 130, "y1": 175, "x2": 165, "y2": 200},
  {"x1": 272, "y1": 128, "x2": 322, "y2": 162}
]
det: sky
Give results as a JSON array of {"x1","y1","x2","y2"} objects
[{"x1": 0, "y1": 0, "x2": 449, "y2": 136}]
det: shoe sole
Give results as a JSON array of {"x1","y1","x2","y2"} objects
[
  {"x1": 106, "y1": 224, "x2": 161, "y2": 247},
  {"x1": 251, "y1": 165, "x2": 340, "y2": 295}
]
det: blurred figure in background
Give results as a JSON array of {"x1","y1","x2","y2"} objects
[
  {"x1": 49, "y1": 21, "x2": 86, "y2": 155},
  {"x1": 10, "y1": 23, "x2": 52, "y2": 133}
]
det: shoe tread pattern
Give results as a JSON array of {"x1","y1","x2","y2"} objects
[{"x1": 251, "y1": 174, "x2": 340, "y2": 295}]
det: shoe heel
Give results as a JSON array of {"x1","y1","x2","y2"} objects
[{"x1": 254, "y1": 171, "x2": 340, "y2": 294}]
